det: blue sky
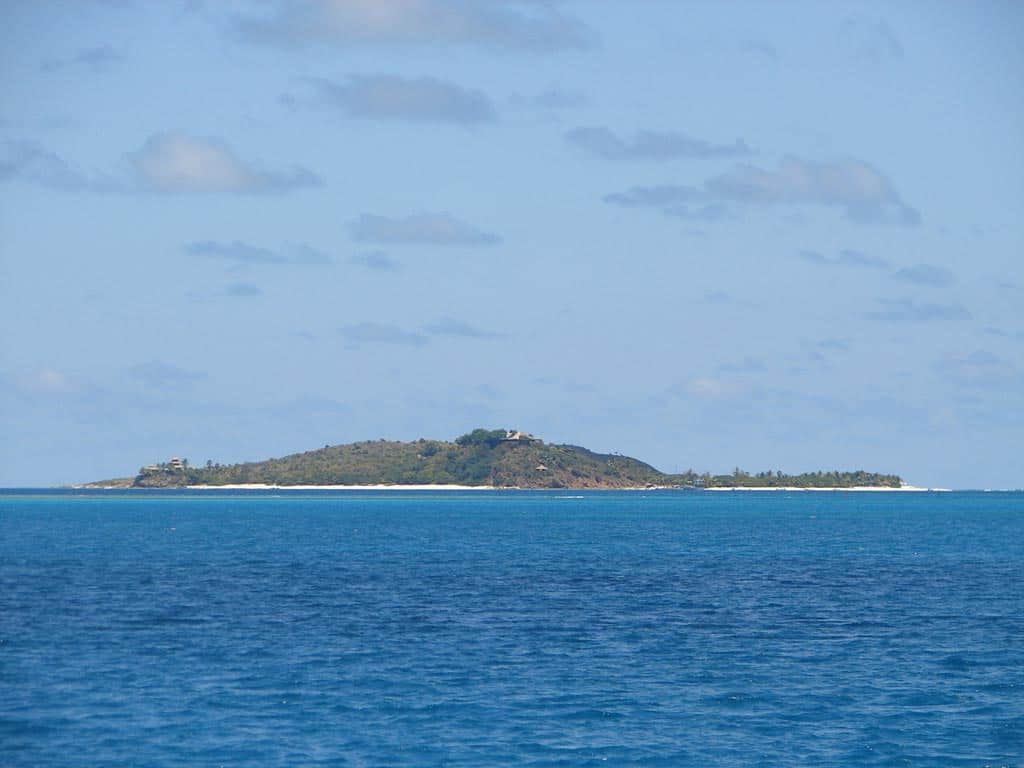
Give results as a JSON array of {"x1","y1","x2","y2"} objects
[{"x1": 1, "y1": 0, "x2": 1022, "y2": 488}]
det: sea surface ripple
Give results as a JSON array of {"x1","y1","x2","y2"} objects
[{"x1": 1, "y1": 490, "x2": 1022, "y2": 766}]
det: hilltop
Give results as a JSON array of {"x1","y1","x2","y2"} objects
[
  {"x1": 84, "y1": 429, "x2": 903, "y2": 490},
  {"x1": 105, "y1": 429, "x2": 664, "y2": 489}
]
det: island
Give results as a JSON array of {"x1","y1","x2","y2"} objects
[{"x1": 83, "y1": 429, "x2": 908, "y2": 490}]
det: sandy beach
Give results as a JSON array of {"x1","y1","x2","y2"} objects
[
  {"x1": 185, "y1": 483, "x2": 499, "y2": 491},
  {"x1": 74, "y1": 483, "x2": 950, "y2": 492}
]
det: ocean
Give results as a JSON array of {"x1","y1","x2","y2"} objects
[{"x1": 1, "y1": 489, "x2": 1022, "y2": 766}]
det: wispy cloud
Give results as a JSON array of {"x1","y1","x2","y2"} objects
[
  {"x1": 798, "y1": 249, "x2": 890, "y2": 269},
  {"x1": 0, "y1": 141, "x2": 117, "y2": 192},
  {"x1": 893, "y1": 264, "x2": 955, "y2": 287},
  {"x1": 225, "y1": 283, "x2": 262, "y2": 297},
  {"x1": 3, "y1": 136, "x2": 320, "y2": 196},
  {"x1": 705, "y1": 156, "x2": 920, "y2": 226},
  {"x1": 567, "y1": 126, "x2": 751, "y2": 161},
  {"x1": 351, "y1": 213, "x2": 500, "y2": 246},
  {"x1": 798, "y1": 251, "x2": 957, "y2": 287},
  {"x1": 664, "y1": 203, "x2": 734, "y2": 222},
  {"x1": 333, "y1": 315, "x2": 506, "y2": 348},
  {"x1": 679, "y1": 377, "x2": 740, "y2": 399},
  {"x1": 934, "y1": 351, "x2": 1019, "y2": 388},
  {"x1": 604, "y1": 155, "x2": 918, "y2": 227},
  {"x1": 817, "y1": 337, "x2": 852, "y2": 352},
  {"x1": 340, "y1": 322, "x2": 428, "y2": 348},
  {"x1": 235, "y1": 0, "x2": 593, "y2": 52},
  {"x1": 128, "y1": 361, "x2": 206, "y2": 388},
  {"x1": 423, "y1": 318, "x2": 500, "y2": 339},
  {"x1": 130, "y1": 133, "x2": 321, "y2": 194},
  {"x1": 838, "y1": 16, "x2": 903, "y2": 65},
  {"x1": 739, "y1": 40, "x2": 779, "y2": 64},
  {"x1": 13, "y1": 367, "x2": 78, "y2": 395},
  {"x1": 532, "y1": 87, "x2": 586, "y2": 111},
  {"x1": 802, "y1": 337, "x2": 853, "y2": 365},
  {"x1": 40, "y1": 45, "x2": 120, "y2": 73},
  {"x1": 980, "y1": 326, "x2": 1024, "y2": 343},
  {"x1": 865, "y1": 298, "x2": 970, "y2": 323},
  {"x1": 698, "y1": 290, "x2": 734, "y2": 305},
  {"x1": 349, "y1": 251, "x2": 400, "y2": 271},
  {"x1": 604, "y1": 185, "x2": 734, "y2": 221},
  {"x1": 185, "y1": 240, "x2": 332, "y2": 265},
  {"x1": 717, "y1": 357, "x2": 766, "y2": 374},
  {"x1": 604, "y1": 185, "x2": 704, "y2": 207},
  {"x1": 293, "y1": 75, "x2": 496, "y2": 124}
]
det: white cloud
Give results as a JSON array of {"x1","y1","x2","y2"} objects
[
  {"x1": 15, "y1": 368, "x2": 77, "y2": 394},
  {"x1": 237, "y1": 0, "x2": 592, "y2": 52},
  {"x1": 129, "y1": 134, "x2": 321, "y2": 194},
  {"x1": 300, "y1": 74, "x2": 495, "y2": 123},
  {"x1": 604, "y1": 155, "x2": 919, "y2": 228},
  {"x1": 3, "y1": 136, "x2": 320, "y2": 196},
  {"x1": 705, "y1": 156, "x2": 920, "y2": 226}
]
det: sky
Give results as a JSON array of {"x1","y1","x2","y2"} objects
[{"x1": 1, "y1": 0, "x2": 1022, "y2": 489}]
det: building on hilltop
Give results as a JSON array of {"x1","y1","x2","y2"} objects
[
  {"x1": 503, "y1": 430, "x2": 539, "y2": 443},
  {"x1": 138, "y1": 457, "x2": 187, "y2": 476}
]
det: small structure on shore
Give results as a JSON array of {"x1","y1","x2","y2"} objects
[{"x1": 137, "y1": 457, "x2": 188, "y2": 478}]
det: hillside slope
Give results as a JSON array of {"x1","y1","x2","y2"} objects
[{"x1": 130, "y1": 430, "x2": 666, "y2": 489}]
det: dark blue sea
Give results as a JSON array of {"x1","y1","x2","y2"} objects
[{"x1": 1, "y1": 490, "x2": 1022, "y2": 767}]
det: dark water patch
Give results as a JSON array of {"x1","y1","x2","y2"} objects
[{"x1": 991, "y1": 716, "x2": 1024, "y2": 748}]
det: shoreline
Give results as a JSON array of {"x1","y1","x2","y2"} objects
[
  {"x1": 71, "y1": 483, "x2": 948, "y2": 492},
  {"x1": 703, "y1": 484, "x2": 946, "y2": 492},
  {"x1": 184, "y1": 483, "x2": 498, "y2": 491}
]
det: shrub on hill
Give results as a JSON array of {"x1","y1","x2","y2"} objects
[{"x1": 455, "y1": 429, "x2": 508, "y2": 447}]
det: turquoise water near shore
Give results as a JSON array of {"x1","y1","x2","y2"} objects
[{"x1": 2, "y1": 489, "x2": 1022, "y2": 766}]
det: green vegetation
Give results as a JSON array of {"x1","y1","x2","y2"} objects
[
  {"x1": 124, "y1": 430, "x2": 666, "y2": 489},
  {"x1": 702, "y1": 468, "x2": 902, "y2": 489},
  {"x1": 455, "y1": 428, "x2": 509, "y2": 447},
  {"x1": 86, "y1": 429, "x2": 903, "y2": 489}
]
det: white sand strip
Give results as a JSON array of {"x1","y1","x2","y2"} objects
[{"x1": 185, "y1": 483, "x2": 498, "y2": 490}]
